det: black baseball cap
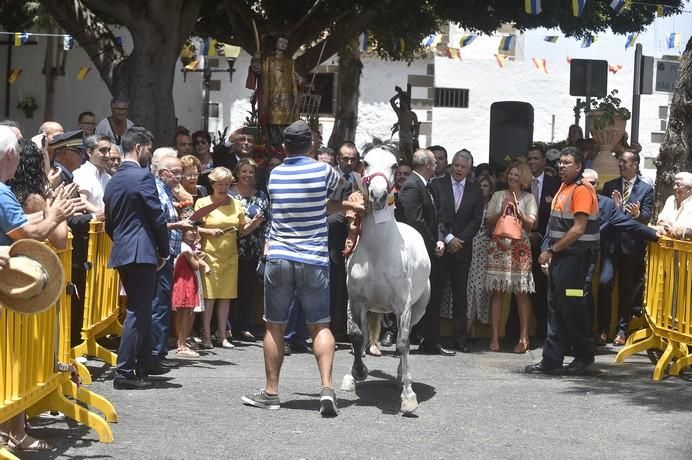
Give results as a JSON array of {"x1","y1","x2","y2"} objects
[{"x1": 283, "y1": 120, "x2": 312, "y2": 146}]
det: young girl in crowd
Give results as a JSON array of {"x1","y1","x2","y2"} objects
[{"x1": 172, "y1": 227, "x2": 210, "y2": 358}]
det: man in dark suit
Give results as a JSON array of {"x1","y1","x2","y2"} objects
[
  {"x1": 430, "y1": 150, "x2": 483, "y2": 352},
  {"x1": 395, "y1": 148, "x2": 454, "y2": 356},
  {"x1": 209, "y1": 128, "x2": 266, "y2": 192},
  {"x1": 104, "y1": 127, "x2": 170, "y2": 390},
  {"x1": 581, "y1": 169, "x2": 659, "y2": 341},
  {"x1": 526, "y1": 145, "x2": 561, "y2": 338},
  {"x1": 600, "y1": 150, "x2": 654, "y2": 345}
]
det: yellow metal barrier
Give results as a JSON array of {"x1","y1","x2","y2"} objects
[
  {"x1": 0, "y1": 240, "x2": 114, "y2": 457},
  {"x1": 615, "y1": 237, "x2": 692, "y2": 380},
  {"x1": 72, "y1": 221, "x2": 122, "y2": 384}
]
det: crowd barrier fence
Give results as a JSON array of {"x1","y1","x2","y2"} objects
[
  {"x1": 71, "y1": 221, "x2": 122, "y2": 384},
  {"x1": 615, "y1": 237, "x2": 692, "y2": 380},
  {"x1": 0, "y1": 239, "x2": 115, "y2": 460}
]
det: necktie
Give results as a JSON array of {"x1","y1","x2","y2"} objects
[
  {"x1": 622, "y1": 180, "x2": 631, "y2": 205},
  {"x1": 341, "y1": 173, "x2": 352, "y2": 200},
  {"x1": 454, "y1": 181, "x2": 463, "y2": 211},
  {"x1": 531, "y1": 178, "x2": 540, "y2": 205}
]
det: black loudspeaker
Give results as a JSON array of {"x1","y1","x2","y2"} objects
[
  {"x1": 569, "y1": 59, "x2": 608, "y2": 97},
  {"x1": 489, "y1": 101, "x2": 534, "y2": 169}
]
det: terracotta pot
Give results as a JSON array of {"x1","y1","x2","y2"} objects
[{"x1": 589, "y1": 111, "x2": 627, "y2": 187}]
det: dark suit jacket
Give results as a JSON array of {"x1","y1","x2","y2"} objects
[
  {"x1": 209, "y1": 144, "x2": 267, "y2": 193},
  {"x1": 395, "y1": 173, "x2": 441, "y2": 255},
  {"x1": 103, "y1": 161, "x2": 169, "y2": 268},
  {"x1": 531, "y1": 173, "x2": 561, "y2": 239},
  {"x1": 430, "y1": 175, "x2": 483, "y2": 260},
  {"x1": 598, "y1": 195, "x2": 658, "y2": 255},
  {"x1": 601, "y1": 175, "x2": 654, "y2": 254}
]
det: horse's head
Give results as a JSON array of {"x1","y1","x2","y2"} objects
[{"x1": 361, "y1": 144, "x2": 398, "y2": 211}]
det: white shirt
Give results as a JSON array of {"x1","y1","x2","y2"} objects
[
  {"x1": 95, "y1": 117, "x2": 134, "y2": 144},
  {"x1": 73, "y1": 160, "x2": 111, "y2": 210},
  {"x1": 444, "y1": 176, "x2": 466, "y2": 243},
  {"x1": 658, "y1": 194, "x2": 692, "y2": 228}
]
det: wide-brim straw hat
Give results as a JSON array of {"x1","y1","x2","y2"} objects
[{"x1": 0, "y1": 239, "x2": 64, "y2": 314}]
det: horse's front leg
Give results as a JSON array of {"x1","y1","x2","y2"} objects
[
  {"x1": 349, "y1": 298, "x2": 369, "y2": 382},
  {"x1": 396, "y1": 304, "x2": 417, "y2": 414}
]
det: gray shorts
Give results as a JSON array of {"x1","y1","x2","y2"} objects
[{"x1": 263, "y1": 259, "x2": 331, "y2": 325}]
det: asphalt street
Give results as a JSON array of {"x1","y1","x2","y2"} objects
[{"x1": 19, "y1": 339, "x2": 692, "y2": 459}]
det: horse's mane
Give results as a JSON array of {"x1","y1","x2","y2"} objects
[{"x1": 361, "y1": 139, "x2": 399, "y2": 158}]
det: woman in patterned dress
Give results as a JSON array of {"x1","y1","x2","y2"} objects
[{"x1": 484, "y1": 163, "x2": 537, "y2": 353}]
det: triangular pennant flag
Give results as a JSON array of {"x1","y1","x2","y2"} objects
[
  {"x1": 609, "y1": 64, "x2": 623, "y2": 73},
  {"x1": 525, "y1": 0, "x2": 542, "y2": 15},
  {"x1": 202, "y1": 37, "x2": 217, "y2": 56},
  {"x1": 494, "y1": 54, "x2": 508, "y2": 68},
  {"x1": 423, "y1": 34, "x2": 438, "y2": 47},
  {"x1": 532, "y1": 58, "x2": 548, "y2": 74},
  {"x1": 498, "y1": 35, "x2": 516, "y2": 53},
  {"x1": 8, "y1": 68, "x2": 22, "y2": 84},
  {"x1": 76, "y1": 67, "x2": 91, "y2": 80},
  {"x1": 581, "y1": 35, "x2": 597, "y2": 48},
  {"x1": 566, "y1": 55, "x2": 573, "y2": 64},
  {"x1": 63, "y1": 35, "x2": 74, "y2": 51},
  {"x1": 459, "y1": 35, "x2": 476, "y2": 48},
  {"x1": 544, "y1": 36, "x2": 559, "y2": 43},
  {"x1": 399, "y1": 38, "x2": 406, "y2": 53},
  {"x1": 447, "y1": 48, "x2": 461, "y2": 60},
  {"x1": 667, "y1": 33, "x2": 681, "y2": 49},
  {"x1": 572, "y1": 0, "x2": 586, "y2": 17},
  {"x1": 657, "y1": 4, "x2": 669, "y2": 17},
  {"x1": 14, "y1": 32, "x2": 29, "y2": 46},
  {"x1": 625, "y1": 33, "x2": 638, "y2": 49},
  {"x1": 610, "y1": 0, "x2": 627, "y2": 14}
]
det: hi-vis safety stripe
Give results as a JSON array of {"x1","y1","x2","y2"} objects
[{"x1": 565, "y1": 289, "x2": 584, "y2": 297}]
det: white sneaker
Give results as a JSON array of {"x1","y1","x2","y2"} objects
[{"x1": 222, "y1": 339, "x2": 235, "y2": 349}]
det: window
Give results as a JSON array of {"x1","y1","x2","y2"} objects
[
  {"x1": 305, "y1": 73, "x2": 335, "y2": 115},
  {"x1": 434, "y1": 88, "x2": 469, "y2": 108}
]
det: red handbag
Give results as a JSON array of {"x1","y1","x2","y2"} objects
[{"x1": 493, "y1": 202, "x2": 522, "y2": 240}]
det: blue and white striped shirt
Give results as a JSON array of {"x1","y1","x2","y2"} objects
[{"x1": 267, "y1": 156, "x2": 340, "y2": 267}]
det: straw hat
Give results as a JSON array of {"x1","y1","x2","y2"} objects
[{"x1": 0, "y1": 240, "x2": 64, "y2": 314}]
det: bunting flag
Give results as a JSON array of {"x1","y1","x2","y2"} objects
[
  {"x1": 447, "y1": 48, "x2": 462, "y2": 60},
  {"x1": 532, "y1": 58, "x2": 548, "y2": 74},
  {"x1": 544, "y1": 36, "x2": 559, "y2": 43},
  {"x1": 76, "y1": 67, "x2": 91, "y2": 80},
  {"x1": 498, "y1": 35, "x2": 516, "y2": 53},
  {"x1": 667, "y1": 33, "x2": 681, "y2": 49},
  {"x1": 202, "y1": 37, "x2": 217, "y2": 56},
  {"x1": 423, "y1": 33, "x2": 442, "y2": 48},
  {"x1": 14, "y1": 32, "x2": 29, "y2": 46},
  {"x1": 459, "y1": 35, "x2": 476, "y2": 47},
  {"x1": 525, "y1": 0, "x2": 542, "y2": 15},
  {"x1": 8, "y1": 68, "x2": 22, "y2": 84},
  {"x1": 610, "y1": 0, "x2": 627, "y2": 14},
  {"x1": 625, "y1": 33, "x2": 638, "y2": 49},
  {"x1": 361, "y1": 31, "x2": 369, "y2": 51},
  {"x1": 656, "y1": 4, "x2": 671, "y2": 16},
  {"x1": 609, "y1": 64, "x2": 623, "y2": 73},
  {"x1": 63, "y1": 34, "x2": 74, "y2": 51},
  {"x1": 572, "y1": 0, "x2": 586, "y2": 17},
  {"x1": 494, "y1": 54, "x2": 508, "y2": 68},
  {"x1": 184, "y1": 60, "x2": 200, "y2": 71},
  {"x1": 400, "y1": 38, "x2": 406, "y2": 53},
  {"x1": 581, "y1": 35, "x2": 597, "y2": 48}
]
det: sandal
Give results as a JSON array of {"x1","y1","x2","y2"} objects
[
  {"x1": 0, "y1": 431, "x2": 8, "y2": 447},
  {"x1": 367, "y1": 343, "x2": 382, "y2": 357},
  {"x1": 199, "y1": 342, "x2": 214, "y2": 350},
  {"x1": 8, "y1": 434, "x2": 53, "y2": 452},
  {"x1": 176, "y1": 347, "x2": 200, "y2": 358},
  {"x1": 489, "y1": 340, "x2": 501, "y2": 352},
  {"x1": 513, "y1": 338, "x2": 530, "y2": 354}
]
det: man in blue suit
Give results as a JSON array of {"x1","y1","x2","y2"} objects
[
  {"x1": 582, "y1": 169, "x2": 659, "y2": 342},
  {"x1": 104, "y1": 127, "x2": 170, "y2": 390},
  {"x1": 599, "y1": 151, "x2": 654, "y2": 346}
]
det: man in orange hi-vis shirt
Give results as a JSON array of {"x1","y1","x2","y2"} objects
[{"x1": 526, "y1": 147, "x2": 600, "y2": 376}]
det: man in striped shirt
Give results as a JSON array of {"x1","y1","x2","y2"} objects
[{"x1": 242, "y1": 120, "x2": 364, "y2": 416}]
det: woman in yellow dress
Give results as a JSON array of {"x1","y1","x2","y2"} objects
[{"x1": 194, "y1": 167, "x2": 263, "y2": 349}]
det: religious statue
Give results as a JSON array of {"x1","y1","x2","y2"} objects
[
  {"x1": 250, "y1": 35, "x2": 300, "y2": 147},
  {"x1": 390, "y1": 85, "x2": 419, "y2": 165}
]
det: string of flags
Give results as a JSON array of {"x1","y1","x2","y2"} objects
[
  {"x1": 520, "y1": 0, "x2": 680, "y2": 17},
  {"x1": 625, "y1": 33, "x2": 638, "y2": 49},
  {"x1": 667, "y1": 32, "x2": 681, "y2": 48},
  {"x1": 532, "y1": 58, "x2": 548, "y2": 74},
  {"x1": 581, "y1": 35, "x2": 598, "y2": 48}
]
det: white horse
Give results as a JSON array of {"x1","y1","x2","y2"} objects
[{"x1": 341, "y1": 144, "x2": 431, "y2": 414}]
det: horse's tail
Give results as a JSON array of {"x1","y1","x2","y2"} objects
[{"x1": 366, "y1": 311, "x2": 382, "y2": 346}]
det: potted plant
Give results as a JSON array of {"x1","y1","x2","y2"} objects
[
  {"x1": 573, "y1": 90, "x2": 631, "y2": 184},
  {"x1": 17, "y1": 96, "x2": 39, "y2": 118}
]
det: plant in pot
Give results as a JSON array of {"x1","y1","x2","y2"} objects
[{"x1": 573, "y1": 90, "x2": 631, "y2": 185}]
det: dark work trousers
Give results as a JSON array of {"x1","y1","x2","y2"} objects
[
  {"x1": 328, "y1": 213, "x2": 348, "y2": 337},
  {"x1": 70, "y1": 229, "x2": 89, "y2": 347},
  {"x1": 419, "y1": 253, "x2": 444, "y2": 344},
  {"x1": 437, "y1": 249, "x2": 472, "y2": 343},
  {"x1": 600, "y1": 249, "x2": 646, "y2": 336},
  {"x1": 232, "y1": 257, "x2": 258, "y2": 334},
  {"x1": 529, "y1": 245, "x2": 549, "y2": 339},
  {"x1": 542, "y1": 249, "x2": 598, "y2": 366},
  {"x1": 115, "y1": 263, "x2": 157, "y2": 380},
  {"x1": 151, "y1": 257, "x2": 173, "y2": 362}
]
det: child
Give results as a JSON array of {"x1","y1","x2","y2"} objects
[{"x1": 172, "y1": 227, "x2": 210, "y2": 358}]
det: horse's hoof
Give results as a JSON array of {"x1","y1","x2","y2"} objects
[
  {"x1": 340, "y1": 374, "x2": 356, "y2": 391},
  {"x1": 352, "y1": 366, "x2": 368, "y2": 382},
  {"x1": 400, "y1": 396, "x2": 418, "y2": 414}
]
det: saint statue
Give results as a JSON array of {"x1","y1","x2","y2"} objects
[{"x1": 390, "y1": 85, "x2": 419, "y2": 165}]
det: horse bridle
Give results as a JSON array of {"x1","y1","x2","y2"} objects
[{"x1": 361, "y1": 172, "x2": 394, "y2": 193}]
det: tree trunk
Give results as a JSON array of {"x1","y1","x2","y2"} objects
[
  {"x1": 655, "y1": 37, "x2": 692, "y2": 215},
  {"x1": 328, "y1": 37, "x2": 362, "y2": 150}
]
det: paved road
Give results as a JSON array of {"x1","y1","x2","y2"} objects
[{"x1": 21, "y1": 339, "x2": 692, "y2": 459}]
